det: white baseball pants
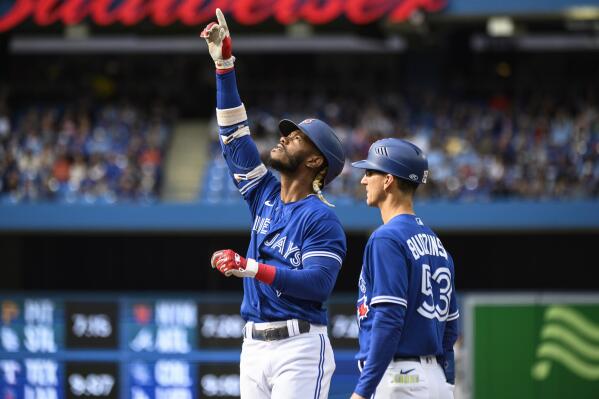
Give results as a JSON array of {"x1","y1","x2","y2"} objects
[
  {"x1": 362, "y1": 356, "x2": 454, "y2": 399},
  {"x1": 240, "y1": 321, "x2": 335, "y2": 399}
]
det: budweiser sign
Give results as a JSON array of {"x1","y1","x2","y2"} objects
[{"x1": 0, "y1": 0, "x2": 447, "y2": 32}]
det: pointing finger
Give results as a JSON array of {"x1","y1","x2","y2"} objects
[{"x1": 216, "y1": 8, "x2": 228, "y2": 30}]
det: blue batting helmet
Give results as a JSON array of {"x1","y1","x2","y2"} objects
[
  {"x1": 279, "y1": 118, "x2": 345, "y2": 186},
  {"x1": 351, "y1": 138, "x2": 429, "y2": 184}
]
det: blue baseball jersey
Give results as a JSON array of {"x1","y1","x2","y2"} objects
[
  {"x1": 215, "y1": 73, "x2": 346, "y2": 326},
  {"x1": 356, "y1": 214, "x2": 459, "y2": 360}
]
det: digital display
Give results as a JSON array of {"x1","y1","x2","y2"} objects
[
  {"x1": 128, "y1": 360, "x2": 196, "y2": 399},
  {"x1": 1, "y1": 298, "x2": 64, "y2": 354},
  {"x1": 0, "y1": 295, "x2": 359, "y2": 398},
  {"x1": 126, "y1": 300, "x2": 197, "y2": 354},
  {"x1": 66, "y1": 302, "x2": 118, "y2": 349},
  {"x1": 66, "y1": 362, "x2": 118, "y2": 399},
  {"x1": 0, "y1": 358, "x2": 64, "y2": 399},
  {"x1": 197, "y1": 303, "x2": 244, "y2": 349},
  {"x1": 198, "y1": 364, "x2": 240, "y2": 399}
]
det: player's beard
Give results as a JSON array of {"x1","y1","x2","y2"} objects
[{"x1": 268, "y1": 149, "x2": 303, "y2": 174}]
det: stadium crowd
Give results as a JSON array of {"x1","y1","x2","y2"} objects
[
  {"x1": 0, "y1": 97, "x2": 173, "y2": 204},
  {"x1": 1, "y1": 90, "x2": 596, "y2": 204},
  {"x1": 204, "y1": 91, "x2": 598, "y2": 202}
]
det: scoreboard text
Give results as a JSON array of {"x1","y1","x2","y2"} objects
[{"x1": 0, "y1": 295, "x2": 358, "y2": 399}]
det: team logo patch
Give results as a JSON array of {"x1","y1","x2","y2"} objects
[
  {"x1": 301, "y1": 118, "x2": 315, "y2": 124},
  {"x1": 357, "y1": 295, "x2": 369, "y2": 321},
  {"x1": 409, "y1": 174, "x2": 418, "y2": 181}
]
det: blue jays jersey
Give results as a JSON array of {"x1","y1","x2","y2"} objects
[
  {"x1": 356, "y1": 214, "x2": 459, "y2": 360},
  {"x1": 217, "y1": 105, "x2": 346, "y2": 326}
]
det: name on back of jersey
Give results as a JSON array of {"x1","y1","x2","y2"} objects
[{"x1": 405, "y1": 233, "x2": 447, "y2": 261}]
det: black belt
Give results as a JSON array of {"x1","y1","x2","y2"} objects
[{"x1": 251, "y1": 320, "x2": 311, "y2": 341}]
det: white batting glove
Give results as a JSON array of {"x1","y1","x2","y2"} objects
[
  {"x1": 200, "y1": 8, "x2": 235, "y2": 70},
  {"x1": 231, "y1": 258, "x2": 259, "y2": 279}
]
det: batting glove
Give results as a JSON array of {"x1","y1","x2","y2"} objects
[
  {"x1": 210, "y1": 250, "x2": 277, "y2": 284},
  {"x1": 200, "y1": 8, "x2": 235, "y2": 71},
  {"x1": 210, "y1": 250, "x2": 258, "y2": 278}
]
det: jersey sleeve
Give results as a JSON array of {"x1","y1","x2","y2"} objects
[
  {"x1": 368, "y1": 236, "x2": 408, "y2": 308},
  {"x1": 215, "y1": 70, "x2": 278, "y2": 213},
  {"x1": 446, "y1": 288, "x2": 459, "y2": 322},
  {"x1": 444, "y1": 255, "x2": 460, "y2": 349},
  {"x1": 445, "y1": 254, "x2": 459, "y2": 322},
  {"x1": 271, "y1": 215, "x2": 346, "y2": 302},
  {"x1": 301, "y1": 214, "x2": 346, "y2": 271}
]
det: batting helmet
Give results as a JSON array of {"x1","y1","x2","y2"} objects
[
  {"x1": 279, "y1": 118, "x2": 345, "y2": 186},
  {"x1": 351, "y1": 138, "x2": 429, "y2": 184}
]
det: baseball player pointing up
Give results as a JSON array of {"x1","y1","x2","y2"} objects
[
  {"x1": 350, "y1": 139, "x2": 459, "y2": 399},
  {"x1": 201, "y1": 10, "x2": 347, "y2": 399}
]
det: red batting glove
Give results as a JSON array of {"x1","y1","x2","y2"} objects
[
  {"x1": 210, "y1": 249, "x2": 248, "y2": 277},
  {"x1": 210, "y1": 249, "x2": 276, "y2": 284}
]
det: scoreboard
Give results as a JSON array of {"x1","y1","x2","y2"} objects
[{"x1": 0, "y1": 294, "x2": 359, "y2": 399}]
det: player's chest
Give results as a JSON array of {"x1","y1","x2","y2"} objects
[{"x1": 251, "y1": 208, "x2": 305, "y2": 267}]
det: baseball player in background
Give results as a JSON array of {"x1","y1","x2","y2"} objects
[
  {"x1": 201, "y1": 9, "x2": 347, "y2": 399},
  {"x1": 349, "y1": 138, "x2": 459, "y2": 399}
]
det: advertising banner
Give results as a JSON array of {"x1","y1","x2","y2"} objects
[
  {"x1": 468, "y1": 295, "x2": 599, "y2": 399},
  {"x1": 0, "y1": 0, "x2": 448, "y2": 32}
]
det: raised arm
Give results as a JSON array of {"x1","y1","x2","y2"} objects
[{"x1": 201, "y1": 9, "x2": 276, "y2": 210}]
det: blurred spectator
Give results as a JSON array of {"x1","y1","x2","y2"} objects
[
  {"x1": 0, "y1": 101, "x2": 174, "y2": 204},
  {"x1": 201, "y1": 91, "x2": 598, "y2": 202}
]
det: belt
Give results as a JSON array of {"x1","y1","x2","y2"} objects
[
  {"x1": 359, "y1": 355, "x2": 436, "y2": 372},
  {"x1": 393, "y1": 356, "x2": 421, "y2": 362},
  {"x1": 393, "y1": 355, "x2": 436, "y2": 364},
  {"x1": 249, "y1": 319, "x2": 311, "y2": 341}
]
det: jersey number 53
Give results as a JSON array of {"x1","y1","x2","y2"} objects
[{"x1": 416, "y1": 264, "x2": 452, "y2": 321}]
